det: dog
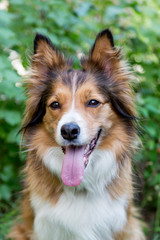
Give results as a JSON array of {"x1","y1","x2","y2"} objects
[{"x1": 9, "y1": 29, "x2": 145, "y2": 240}]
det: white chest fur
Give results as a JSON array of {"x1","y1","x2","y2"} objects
[
  {"x1": 31, "y1": 191, "x2": 128, "y2": 240},
  {"x1": 31, "y1": 148, "x2": 128, "y2": 240}
]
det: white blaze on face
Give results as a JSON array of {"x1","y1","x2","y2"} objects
[
  {"x1": 55, "y1": 73, "x2": 90, "y2": 186},
  {"x1": 56, "y1": 72, "x2": 88, "y2": 146}
]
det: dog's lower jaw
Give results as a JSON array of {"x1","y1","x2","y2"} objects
[{"x1": 42, "y1": 146, "x2": 118, "y2": 193}]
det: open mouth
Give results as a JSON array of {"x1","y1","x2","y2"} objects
[
  {"x1": 61, "y1": 129, "x2": 101, "y2": 187},
  {"x1": 83, "y1": 129, "x2": 101, "y2": 168}
]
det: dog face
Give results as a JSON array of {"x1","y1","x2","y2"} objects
[
  {"x1": 42, "y1": 70, "x2": 115, "y2": 186},
  {"x1": 22, "y1": 30, "x2": 136, "y2": 186},
  {"x1": 43, "y1": 72, "x2": 113, "y2": 147}
]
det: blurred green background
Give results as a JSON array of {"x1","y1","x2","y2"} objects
[{"x1": 0, "y1": 0, "x2": 160, "y2": 239}]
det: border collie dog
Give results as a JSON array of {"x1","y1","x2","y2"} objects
[{"x1": 9, "y1": 29, "x2": 145, "y2": 240}]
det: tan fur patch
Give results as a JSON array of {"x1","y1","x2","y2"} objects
[{"x1": 24, "y1": 125, "x2": 63, "y2": 204}]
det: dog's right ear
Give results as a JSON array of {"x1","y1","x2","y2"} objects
[
  {"x1": 32, "y1": 33, "x2": 71, "y2": 76},
  {"x1": 21, "y1": 34, "x2": 72, "y2": 134},
  {"x1": 34, "y1": 33, "x2": 55, "y2": 55}
]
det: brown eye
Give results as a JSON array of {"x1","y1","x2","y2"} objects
[
  {"x1": 50, "y1": 101, "x2": 61, "y2": 110},
  {"x1": 87, "y1": 99, "x2": 101, "y2": 108}
]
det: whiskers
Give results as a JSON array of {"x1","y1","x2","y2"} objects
[{"x1": 19, "y1": 143, "x2": 36, "y2": 154}]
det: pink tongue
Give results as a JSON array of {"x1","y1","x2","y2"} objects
[{"x1": 61, "y1": 146, "x2": 85, "y2": 186}]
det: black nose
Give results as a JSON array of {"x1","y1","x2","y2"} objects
[{"x1": 61, "y1": 123, "x2": 80, "y2": 141}]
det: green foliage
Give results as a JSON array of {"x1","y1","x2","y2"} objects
[{"x1": 0, "y1": 0, "x2": 160, "y2": 239}]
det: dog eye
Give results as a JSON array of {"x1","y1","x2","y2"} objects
[
  {"x1": 50, "y1": 101, "x2": 61, "y2": 110},
  {"x1": 87, "y1": 99, "x2": 101, "y2": 108}
]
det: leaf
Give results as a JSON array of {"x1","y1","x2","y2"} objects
[
  {"x1": 0, "y1": 28, "x2": 15, "y2": 47},
  {"x1": 75, "y1": 2, "x2": 93, "y2": 17},
  {"x1": 0, "y1": 10, "x2": 15, "y2": 26},
  {"x1": 0, "y1": 165, "x2": 14, "y2": 182},
  {"x1": 0, "y1": 185, "x2": 11, "y2": 201},
  {"x1": 104, "y1": 5, "x2": 125, "y2": 21},
  {"x1": 0, "y1": 109, "x2": 21, "y2": 126},
  {"x1": 7, "y1": 128, "x2": 21, "y2": 144},
  {"x1": 145, "y1": 125, "x2": 157, "y2": 137}
]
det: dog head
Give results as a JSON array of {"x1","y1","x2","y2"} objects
[{"x1": 22, "y1": 29, "x2": 136, "y2": 186}]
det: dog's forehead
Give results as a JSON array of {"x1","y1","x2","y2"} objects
[
  {"x1": 60, "y1": 70, "x2": 90, "y2": 88},
  {"x1": 52, "y1": 69, "x2": 96, "y2": 92}
]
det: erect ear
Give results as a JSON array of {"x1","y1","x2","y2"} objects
[
  {"x1": 81, "y1": 30, "x2": 136, "y2": 121},
  {"x1": 32, "y1": 33, "x2": 71, "y2": 76},
  {"x1": 81, "y1": 29, "x2": 120, "y2": 75},
  {"x1": 21, "y1": 34, "x2": 72, "y2": 133}
]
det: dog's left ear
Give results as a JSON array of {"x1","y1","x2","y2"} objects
[
  {"x1": 82, "y1": 29, "x2": 136, "y2": 121},
  {"x1": 82, "y1": 29, "x2": 120, "y2": 75}
]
